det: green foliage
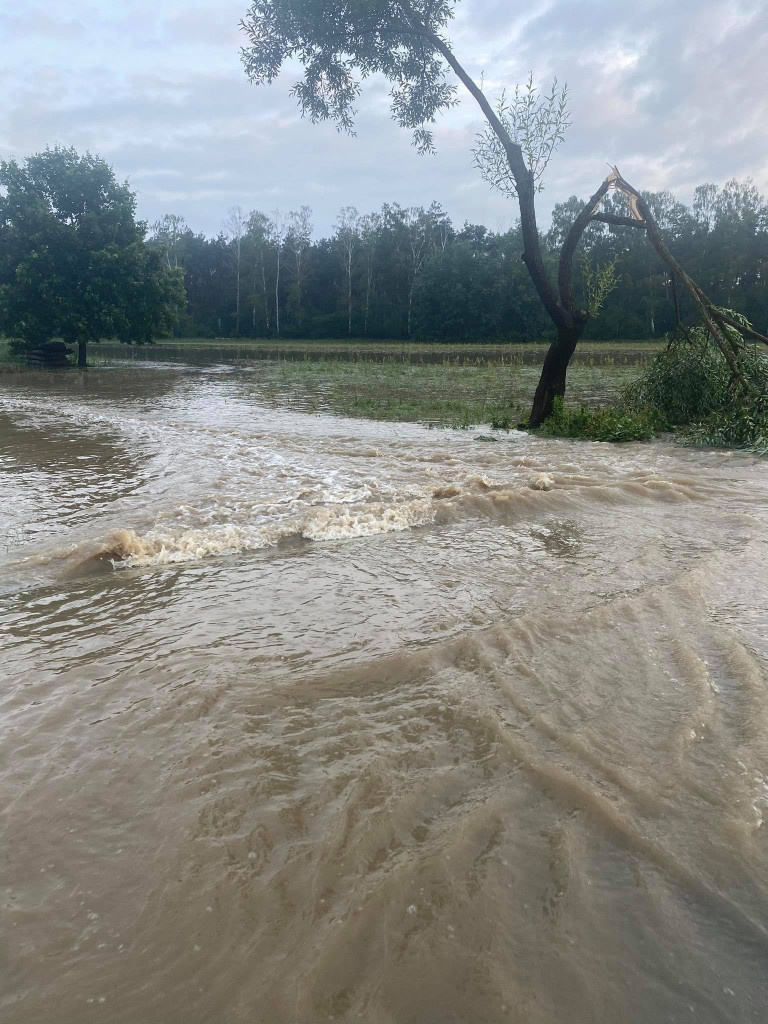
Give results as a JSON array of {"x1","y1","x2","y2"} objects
[
  {"x1": 537, "y1": 397, "x2": 666, "y2": 443},
  {"x1": 623, "y1": 330, "x2": 730, "y2": 423},
  {"x1": 140, "y1": 172, "x2": 768, "y2": 344},
  {"x1": 489, "y1": 412, "x2": 515, "y2": 430},
  {"x1": 0, "y1": 147, "x2": 184, "y2": 358},
  {"x1": 624, "y1": 318, "x2": 768, "y2": 451},
  {"x1": 582, "y1": 258, "x2": 618, "y2": 318},
  {"x1": 474, "y1": 75, "x2": 571, "y2": 198},
  {"x1": 240, "y1": 0, "x2": 458, "y2": 154}
]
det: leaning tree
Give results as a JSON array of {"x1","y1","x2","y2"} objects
[{"x1": 240, "y1": 0, "x2": 767, "y2": 425}]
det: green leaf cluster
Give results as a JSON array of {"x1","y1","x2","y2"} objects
[
  {"x1": 240, "y1": 0, "x2": 458, "y2": 152},
  {"x1": 0, "y1": 147, "x2": 185, "y2": 355},
  {"x1": 624, "y1": 318, "x2": 768, "y2": 450},
  {"x1": 473, "y1": 75, "x2": 571, "y2": 199}
]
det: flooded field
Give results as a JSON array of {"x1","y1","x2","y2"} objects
[
  {"x1": 83, "y1": 340, "x2": 660, "y2": 427},
  {"x1": 2, "y1": 357, "x2": 768, "y2": 1023}
]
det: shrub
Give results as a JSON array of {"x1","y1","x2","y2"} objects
[
  {"x1": 623, "y1": 332, "x2": 731, "y2": 424},
  {"x1": 536, "y1": 397, "x2": 665, "y2": 443},
  {"x1": 624, "y1": 319, "x2": 768, "y2": 451}
]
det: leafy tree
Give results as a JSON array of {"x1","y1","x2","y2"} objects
[
  {"x1": 147, "y1": 182, "x2": 767, "y2": 347},
  {"x1": 238, "y1": 0, "x2": 585, "y2": 423},
  {"x1": 270, "y1": 209, "x2": 288, "y2": 336},
  {"x1": 286, "y1": 205, "x2": 313, "y2": 329},
  {"x1": 244, "y1": 211, "x2": 274, "y2": 335},
  {"x1": 358, "y1": 211, "x2": 381, "y2": 335},
  {"x1": 239, "y1": 0, "x2": 766, "y2": 424},
  {"x1": 150, "y1": 213, "x2": 188, "y2": 270},
  {"x1": 0, "y1": 147, "x2": 183, "y2": 365}
]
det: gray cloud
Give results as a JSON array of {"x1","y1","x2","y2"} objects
[{"x1": 1, "y1": 0, "x2": 766, "y2": 236}]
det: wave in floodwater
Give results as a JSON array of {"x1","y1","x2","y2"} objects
[
  {"x1": 14, "y1": 464, "x2": 725, "y2": 576},
  {"x1": 2, "y1": 365, "x2": 768, "y2": 1024}
]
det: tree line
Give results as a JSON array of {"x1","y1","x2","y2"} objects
[{"x1": 150, "y1": 180, "x2": 768, "y2": 343}]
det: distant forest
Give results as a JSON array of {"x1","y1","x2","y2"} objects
[{"x1": 149, "y1": 179, "x2": 768, "y2": 342}]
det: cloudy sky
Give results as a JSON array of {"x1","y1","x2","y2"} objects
[{"x1": 2, "y1": 0, "x2": 766, "y2": 237}]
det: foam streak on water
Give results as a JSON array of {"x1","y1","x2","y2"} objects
[{"x1": 2, "y1": 366, "x2": 768, "y2": 1024}]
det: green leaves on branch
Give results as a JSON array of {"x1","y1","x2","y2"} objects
[
  {"x1": 473, "y1": 75, "x2": 571, "y2": 198},
  {"x1": 240, "y1": 0, "x2": 460, "y2": 152},
  {"x1": 539, "y1": 310, "x2": 768, "y2": 451},
  {"x1": 582, "y1": 257, "x2": 618, "y2": 318},
  {"x1": 624, "y1": 313, "x2": 768, "y2": 451}
]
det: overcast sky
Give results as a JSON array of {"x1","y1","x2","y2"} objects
[{"x1": 1, "y1": 0, "x2": 766, "y2": 237}]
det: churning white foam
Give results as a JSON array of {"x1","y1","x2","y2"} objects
[
  {"x1": 104, "y1": 498, "x2": 436, "y2": 567},
  {"x1": 529, "y1": 472, "x2": 555, "y2": 491}
]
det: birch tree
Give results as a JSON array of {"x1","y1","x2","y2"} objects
[
  {"x1": 334, "y1": 206, "x2": 360, "y2": 336},
  {"x1": 224, "y1": 205, "x2": 247, "y2": 335},
  {"x1": 359, "y1": 212, "x2": 381, "y2": 336},
  {"x1": 245, "y1": 210, "x2": 272, "y2": 334},
  {"x1": 151, "y1": 214, "x2": 188, "y2": 271},
  {"x1": 270, "y1": 209, "x2": 288, "y2": 336},
  {"x1": 404, "y1": 207, "x2": 433, "y2": 338},
  {"x1": 287, "y1": 205, "x2": 313, "y2": 328}
]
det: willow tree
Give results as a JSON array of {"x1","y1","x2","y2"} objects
[
  {"x1": 239, "y1": 0, "x2": 587, "y2": 423},
  {"x1": 240, "y1": 0, "x2": 765, "y2": 424}
]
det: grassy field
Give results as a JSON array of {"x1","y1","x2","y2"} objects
[
  {"x1": 89, "y1": 336, "x2": 661, "y2": 367},
  {"x1": 2, "y1": 337, "x2": 661, "y2": 429},
  {"x1": 232, "y1": 357, "x2": 652, "y2": 428}
]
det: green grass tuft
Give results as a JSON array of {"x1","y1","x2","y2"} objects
[{"x1": 536, "y1": 397, "x2": 668, "y2": 443}]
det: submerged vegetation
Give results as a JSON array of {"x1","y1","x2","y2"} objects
[
  {"x1": 540, "y1": 317, "x2": 768, "y2": 451},
  {"x1": 98, "y1": 341, "x2": 650, "y2": 429},
  {"x1": 535, "y1": 398, "x2": 666, "y2": 443}
]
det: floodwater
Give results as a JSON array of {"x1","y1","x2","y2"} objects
[{"x1": 2, "y1": 364, "x2": 768, "y2": 1024}]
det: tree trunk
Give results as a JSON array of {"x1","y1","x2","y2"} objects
[
  {"x1": 235, "y1": 256, "x2": 241, "y2": 335},
  {"x1": 275, "y1": 249, "x2": 281, "y2": 336},
  {"x1": 261, "y1": 255, "x2": 270, "y2": 334},
  {"x1": 364, "y1": 265, "x2": 372, "y2": 335},
  {"x1": 528, "y1": 323, "x2": 583, "y2": 428},
  {"x1": 347, "y1": 254, "x2": 353, "y2": 335},
  {"x1": 77, "y1": 340, "x2": 87, "y2": 368},
  {"x1": 296, "y1": 257, "x2": 303, "y2": 328}
]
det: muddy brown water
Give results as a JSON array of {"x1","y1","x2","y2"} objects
[{"x1": 2, "y1": 365, "x2": 768, "y2": 1024}]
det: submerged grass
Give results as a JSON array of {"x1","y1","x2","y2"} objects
[
  {"x1": 91, "y1": 336, "x2": 661, "y2": 368},
  {"x1": 536, "y1": 397, "x2": 668, "y2": 443},
  {"x1": 2, "y1": 335, "x2": 658, "y2": 432},
  {"x1": 237, "y1": 357, "x2": 645, "y2": 429}
]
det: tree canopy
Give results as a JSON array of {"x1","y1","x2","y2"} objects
[
  {"x1": 145, "y1": 182, "x2": 767, "y2": 344},
  {"x1": 241, "y1": 0, "x2": 459, "y2": 153},
  {"x1": 0, "y1": 147, "x2": 184, "y2": 365}
]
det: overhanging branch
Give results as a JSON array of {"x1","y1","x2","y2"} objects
[
  {"x1": 610, "y1": 167, "x2": 752, "y2": 384},
  {"x1": 398, "y1": 0, "x2": 564, "y2": 327}
]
